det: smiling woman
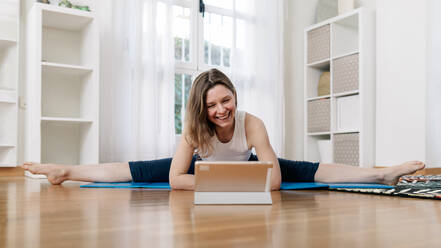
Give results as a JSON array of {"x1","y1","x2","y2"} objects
[
  {"x1": 22, "y1": 68, "x2": 425, "y2": 191},
  {"x1": 183, "y1": 69, "x2": 238, "y2": 156}
]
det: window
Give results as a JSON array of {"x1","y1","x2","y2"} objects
[
  {"x1": 173, "y1": 5, "x2": 191, "y2": 63},
  {"x1": 172, "y1": 0, "x2": 235, "y2": 134},
  {"x1": 174, "y1": 72, "x2": 192, "y2": 134}
]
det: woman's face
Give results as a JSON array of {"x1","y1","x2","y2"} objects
[{"x1": 205, "y1": 84, "x2": 236, "y2": 129}]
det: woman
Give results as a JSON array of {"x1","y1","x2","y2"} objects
[{"x1": 22, "y1": 69, "x2": 425, "y2": 189}]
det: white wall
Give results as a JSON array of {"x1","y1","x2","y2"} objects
[
  {"x1": 284, "y1": 0, "x2": 441, "y2": 167},
  {"x1": 376, "y1": 0, "x2": 427, "y2": 166},
  {"x1": 284, "y1": 0, "x2": 376, "y2": 160},
  {"x1": 426, "y1": 0, "x2": 441, "y2": 167},
  {"x1": 284, "y1": 0, "x2": 318, "y2": 160}
]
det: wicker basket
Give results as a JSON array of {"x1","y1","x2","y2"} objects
[
  {"x1": 332, "y1": 53, "x2": 359, "y2": 93},
  {"x1": 333, "y1": 133, "x2": 359, "y2": 166},
  {"x1": 307, "y1": 99, "x2": 330, "y2": 133},
  {"x1": 307, "y1": 25, "x2": 330, "y2": 64}
]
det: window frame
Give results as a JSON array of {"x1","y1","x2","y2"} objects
[
  {"x1": 197, "y1": 5, "x2": 235, "y2": 73},
  {"x1": 172, "y1": 0, "x2": 236, "y2": 136}
]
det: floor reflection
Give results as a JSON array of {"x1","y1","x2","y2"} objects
[
  {"x1": 169, "y1": 190, "x2": 283, "y2": 247},
  {"x1": 1, "y1": 178, "x2": 43, "y2": 248},
  {"x1": 4, "y1": 178, "x2": 441, "y2": 247}
]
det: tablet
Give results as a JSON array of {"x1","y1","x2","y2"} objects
[{"x1": 194, "y1": 161, "x2": 273, "y2": 205}]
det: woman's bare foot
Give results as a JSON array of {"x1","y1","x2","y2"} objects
[
  {"x1": 380, "y1": 161, "x2": 425, "y2": 185},
  {"x1": 21, "y1": 162, "x2": 69, "y2": 185}
]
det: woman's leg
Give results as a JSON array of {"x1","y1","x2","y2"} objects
[
  {"x1": 22, "y1": 162, "x2": 132, "y2": 185},
  {"x1": 22, "y1": 156, "x2": 198, "y2": 185},
  {"x1": 267, "y1": 155, "x2": 425, "y2": 185},
  {"x1": 129, "y1": 156, "x2": 196, "y2": 182},
  {"x1": 250, "y1": 155, "x2": 320, "y2": 182},
  {"x1": 314, "y1": 161, "x2": 425, "y2": 185}
]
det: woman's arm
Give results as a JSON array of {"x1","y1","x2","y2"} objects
[
  {"x1": 169, "y1": 134, "x2": 197, "y2": 190},
  {"x1": 245, "y1": 114, "x2": 282, "y2": 190}
]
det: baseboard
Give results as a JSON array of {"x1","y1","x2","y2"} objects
[
  {"x1": 24, "y1": 170, "x2": 47, "y2": 179},
  {"x1": 0, "y1": 167, "x2": 24, "y2": 177},
  {"x1": 2, "y1": 165, "x2": 440, "y2": 178},
  {"x1": 374, "y1": 166, "x2": 441, "y2": 175},
  {"x1": 412, "y1": 167, "x2": 441, "y2": 175}
]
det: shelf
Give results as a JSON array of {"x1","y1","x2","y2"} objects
[
  {"x1": 0, "y1": 41, "x2": 18, "y2": 90},
  {"x1": 305, "y1": 8, "x2": 362, "y2": 32},
  {"x1": 333, "y1": 90, "x2": 359, "y2": 97},
  {"x1": 306, "y1": 66, "x2": 330, "y2": 98},
  {"x1": 0, "y1": 144, "x2": 16, "y2": 167},
  {"x1": 41, "y1": 117, "x2": 93, "y2": 123},
  {"x1": 42, "y1": 70, "x2": 95, "y2": 119},
  {"x1": 0, "y1": 89, "x2": 16, "y2": 103},
  {"x1": 25, "y1": 171, "x2": 47, "y2": 179},
  {"x1": 42, "y1": 62, "x2": 93, "y2": 76},
  {"x1": 25, "y1": 2, "x2": 99, "y2": 168},
  {"x1": 307, "y1": 132, "x2": 331, "y2": 136},
  {"x1": 0, "y1": 102, "x2": 17, "y2": 145},
  {"x1": 39, "y1": 3, "x2": 93, "y2": 31},
  {"x1": 0, "y1": 39, "x2": 16, "y2": 49},
  {"x1": 0, "y1": 0, "x2": 18, "y2": 167},
  {"x1": 307, "y1": 58, "x2": 330, "y2": 69},
  {"x1": 333, "y1": 130, "x2": 359, "y2": 135},
  {"x1": 0, "y1": 144, "x2": 15, "y2": 148},
  {"x1": 41, "y1": 121, "x2": 97, "y2": 165},
  {"x1": 332, "y1": 51, "x2": 359, "y2": 60},
  {"x1": 332, "y1": 13, "x2": 359, "y2": 60},
  {"x1": 0, "y1": 0, "x2": 19, "y2": 43},
  {"x1": 307, "y1": 95, "x2": 330, "y2": 101},
  {"x1": 304, "y1": 8, "x2": 375, "y2": 167},
  {"x1": 0, "y1": 163, "x2": 16, "y2": 167}
]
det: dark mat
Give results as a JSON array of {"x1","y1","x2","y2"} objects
[{"x1": 330, "y1": 175, "x2": 441, "y2": 200}]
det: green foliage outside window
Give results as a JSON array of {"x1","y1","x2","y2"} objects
[
  {"x1": 175, "y1": 37, "x2": 182, "y2": 61},
  {"x1": 175, "y1": 74, "x2": 183, "y2": 134}
]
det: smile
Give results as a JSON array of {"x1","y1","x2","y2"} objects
[{"x1": 216, "y1": 112, "x2": 231, "y2": 120}]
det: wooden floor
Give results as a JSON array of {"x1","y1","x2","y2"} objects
[{"x1": 2, "y1": 177, "x2": 441, "y2": 248}]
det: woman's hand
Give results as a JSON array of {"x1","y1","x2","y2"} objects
[{"x1": 169, "y1": 134, "x2": 197, "y2": 190}]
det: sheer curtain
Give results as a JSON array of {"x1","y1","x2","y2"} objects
[
  {"x1": 94, "y1": 0, "x2": 285, "y2": 161},
  {"x1": 95, "y1": 0, "x2": 175, "y2": 162},
  {"x1": 231, "y1": 0, "x2": 285, "y2": 156}
]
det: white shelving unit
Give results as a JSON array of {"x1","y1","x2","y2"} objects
[
  {"x1": 0, "y1": 0, "x2": 20, "y2": 167},
  {"x1": 304, "y1": 8, "x2": 375, "y2": 167},
  {"x1": 25, "y1": 3, "x2": 99, "y2": 176}
]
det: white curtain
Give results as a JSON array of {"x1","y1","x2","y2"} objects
[
  {"x1": 95, "y1": 0, "x2": 175, "y2": 162},
  {"x1": 231, "y1": 0, "x2": 285, "y2": 156},
  {"x1": 94, "y1": 0, "x2": 285, "y2": 161}
]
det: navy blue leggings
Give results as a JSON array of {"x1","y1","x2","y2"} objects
[{"x1": 129, "y1": 154, "x2": 319, "y2": 183}]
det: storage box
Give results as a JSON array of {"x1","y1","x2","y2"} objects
[
  {"x1": 307, "y1": 25, "x2": 330, "y2": 63},
  {"x1": 307, "y1": 99, "x2": 330, "y2": 133},
  {"x1": 333, "y1": 133, "x2": 359, "y2": 166},
  {"x1": 332, "y1": 53, "x2": 359, "y2": 93},
  {"x1": 336, "y1": 94, "x2": 359, "y2": 131}
]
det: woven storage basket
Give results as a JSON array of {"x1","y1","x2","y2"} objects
[
  {"x1": 307, "y1": 99, "x2": 330, "y2": 133},
  {"x1": 307, "y1": 25, "x2": 330, "y2": 64},
  {"x1": 333, "y1": 133, "x2": 359, "y2": 166},
  {"x1": 332, "y1": 53, "x2": 359, "y2": 93}
]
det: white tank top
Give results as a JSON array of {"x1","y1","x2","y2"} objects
[{"x1": 200, "y1": 110, "x2": 252, "y2": 161}]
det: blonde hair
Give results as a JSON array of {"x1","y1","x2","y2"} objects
[{"x1": 184, "y1": 68, "x2": 237, "y2": 156}]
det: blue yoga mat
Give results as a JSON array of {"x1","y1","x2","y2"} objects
[
  {"x1": 327, "y1": 183, "x2": 393, "y2": 189},
  {"x1": 280, "y1": 182, "x2": 329, "y2": 189},
  {"x1": 80, "y1": 182, "x2": 171, "y2": 189},
  {"x1": 80, "y1": 182, "x2": 392, "y2": 190}
]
